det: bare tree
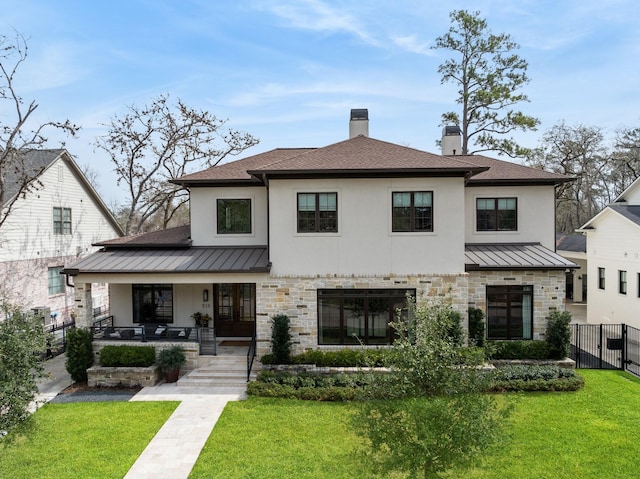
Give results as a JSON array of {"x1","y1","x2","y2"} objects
[
  {"x1": 609, "y1": 126, "x2": 640, "y2": 199},
  {"x1": 0, "y1": 32, "x2": 79, "y2": 229},
  {"x1": 433, "y1": 10, "x2": 539, "y2": 157},
  {"x1": 527, "y1": 122, "x2": 609, "y2": 233},
  {"x1": 95, "y1": 94, "x2": 258, "y2": 235}
]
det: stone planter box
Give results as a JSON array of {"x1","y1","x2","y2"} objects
[{"x1": 87, "y1": 365, "x2": 162, "y2": 387}]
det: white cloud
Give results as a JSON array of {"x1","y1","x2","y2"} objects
[{"x1": 391, "y1": 34, "x2": 434, "y2": 56}]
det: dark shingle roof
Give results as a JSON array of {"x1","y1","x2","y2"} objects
[
  {"x1": 556, "y1": 234, "x2": 586, "y2": 253},
  {"x1": 94, "y1": 225, "x2": 191, "y2": 248},
  {"x1": 609, "y1": 204, "x2": 640, "y2": 227},
  {"x1": 3, "y1": 149, "x2": 64, "y2": 205},
  {"x1": 454, "y1": 155, "x2": 574, "y2": 185},
  {"x1": 465, "y1": 243, "x2": 578, "y2": 271}
]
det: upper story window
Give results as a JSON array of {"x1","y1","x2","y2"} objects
[
  {"x1": 217, "y1": 199, "x2": 251, "y2": 234},
  {"x1": 392, "y1": 191, "x2": 433, "y2": 232},
  {"x1": 297, "y1": 193, "x2": 337, "y2": 233},
  {"x1": 598, "y1": 267, "x2": 606, "y2": 290},
  {"x1": 476, "y1": 198, "x2": 517, "y2": 231},
  {"x1": 53, "y1": 207, "x2": 72, "y2": 235}
]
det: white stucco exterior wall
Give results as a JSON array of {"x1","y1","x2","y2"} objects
[
  {"x1": 189, "y1": 186, "x2": 268, "y2": 246},
  {"x1": 464, "y1": 185, "x2": 557, "y2": 250},
  {"x1": 268, "y1": 177, "x2": 466, "y2": 275}
]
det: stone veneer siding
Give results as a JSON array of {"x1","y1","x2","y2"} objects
[
  {"x1": 467, "y1": 270, "x2": 566, "y2": 341},
  {"x1": 256, "y1": 273, "x2": 469, "y2": 357}
]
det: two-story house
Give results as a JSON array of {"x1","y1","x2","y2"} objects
[
  {"x1": 578, "y1": 176, "x2": 640, "y2": 328},
  {"x1": 63, "y1": 111, "x2": 575, "y2": 356},
  {"x1": 0, "y1": 149, "x2": 123, "y2": 322}
]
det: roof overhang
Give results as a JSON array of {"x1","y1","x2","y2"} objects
[
  {"x1": 62, "y1": 246, "x2": 271, "y2": 275},
  {"x1": 246, "y1": 167, "x2": 488, "y2": 181},
  {"x1": 465, "y1": 243, "x2": 578, "y2": 271}
]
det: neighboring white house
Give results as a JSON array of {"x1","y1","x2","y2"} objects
[
  {"x1": 0, "y1": 149, "x2": 124, "y2": 323},
  {"x1": 557, "y1": 234, "x2": 587, "y2": 302},
  {"x1": 578, "y1": 176, "x2": 640, "y2": 328},
  {"x1": 63, "y1": 111, "x2": 575, "y2": 356}
]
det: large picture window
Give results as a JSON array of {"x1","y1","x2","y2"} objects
[
  {"x1": 297, "y1": 193, "x2": 337, "y2": 233},
  {"x1": 217, "y1": 199, "x2": 251, "y2": 234},
  {"x1": 392, "y1": 191, "x2": 433, "y2": 232},
  {"x1": 476, "y1": 198, "x2": 517, "y2": 231},
  {"x1": 53, "y1": 207, "x2": 72, "y2": 235},
  {"x1": 132, "y1": 284, "x2": 173, "y2": 324},
  {"x1": 486, "y1": 285, "x2": 533, "y2": 340},
  {"x1": 318, "y1": 289, "x2": 415, "y2": 345}
]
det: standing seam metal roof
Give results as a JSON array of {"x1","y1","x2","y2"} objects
[{"x1": 465, "y1": 243, "x2": 577, "y2": 270}]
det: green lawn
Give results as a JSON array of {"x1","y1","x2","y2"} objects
[
  {"x1": 0, "y1": 401, "x2": 178, "y2": 479},
  {"x1": 192, "y1": 370, "x2": 640, "y2": 478}
]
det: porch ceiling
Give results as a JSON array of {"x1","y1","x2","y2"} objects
[
  {"x1": 465, "y1": 243, "x2": 578, "y2": 271},
  {"x1": 63, "y1": 246, "x2": 270, "y2": 274}
]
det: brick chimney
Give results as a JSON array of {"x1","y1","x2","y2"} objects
[
  {"x1": 442, "y1": 125, "x2": 462, "y2": 155},
  {"x1": 349, "y1": 109, "x2": 369, "y2": 138}
]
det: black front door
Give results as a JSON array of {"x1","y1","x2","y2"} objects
[{"x1": 214, "y1": 283, "x2": 256, "y2": 337}]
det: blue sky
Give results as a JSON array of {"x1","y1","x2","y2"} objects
[{"x1": 2, "y1": 0, "x2": 640, "y2": 205}]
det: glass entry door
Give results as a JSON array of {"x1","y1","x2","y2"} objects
[{"x1": 214, "y1": 284, "x2": 256, "y2": 337}]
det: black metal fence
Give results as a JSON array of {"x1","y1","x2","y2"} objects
[
  {"x1": 570, "y1": 323, "x2": 640, "y2": 377},
  {"x1": 43, "y1": 320, "x2": 76, "y2": 358}
]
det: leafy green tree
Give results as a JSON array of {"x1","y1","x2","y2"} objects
[
  {"x1": 434, "y1": 10, "x2": 538, "y2": 157},
  {"x1": 270, "y1": 314, "x2": 292, "y2": 364},
  {"x1": 353, "y1": 298, "x2": 509, "y2": 478},
  {"x1": 0, "y1": 306, "x2": 48, "y2": 438},
  {"x1": 546, "y1": 310, "x2": 572, "y2": 360}
]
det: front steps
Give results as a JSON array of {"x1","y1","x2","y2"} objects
[{"x1": 177, "y1": 354, "x2": 259, "y2": 392}]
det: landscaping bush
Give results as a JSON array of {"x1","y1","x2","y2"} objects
[
  {"x1": 291, "y1": 349, "x2": 390, "y2": 367},
  {"x1": 99, "y1": 345, "x2": 156, "y2": 367},
  {"x1": 546, "y1": 310, "x2": 572, "y2": 359},
  {"x1": 65, "y1": 327, "x2": 94, "y2": 383},
  {"x1": 270, "y1": 314, "x2": 292, "y2": 364},
  {"x1": 487, "y1": 365, "x2": 584, "y2": 392},
  {"x1": 468, "y1": 307, "x2": 485, "y2": 347},
  {"x1": 487, "y1": 340, "x2": 550, "y2": 360}
]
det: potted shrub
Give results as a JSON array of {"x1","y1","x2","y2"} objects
[
  {"x1": 157, "y1": 345, "x2": 186, "y2": 383},
  {"x1": 191, "y1": 312, "x2": 211, "y2": 327}
]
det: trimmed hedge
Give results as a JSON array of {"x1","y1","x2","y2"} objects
[
  {"x1": 262, "y1": 349, "x2": 391, "y2": 367},
  {"x1": 487, "y1": 365, "x2": 584, "y2": 392},
  {"x1": 487, "y1": 340, "x2": 550, "y2": 360},
  {"x1": 99, "y1": 345, "x2": 156, "y2": 367}
]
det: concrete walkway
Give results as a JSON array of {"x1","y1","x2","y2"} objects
[{"x1": 36, "y1": 354, "x2": 246, "y2": 479}]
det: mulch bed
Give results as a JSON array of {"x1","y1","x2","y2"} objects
[{"x1": 49, "y1": 383, "x2": 143, "y2": 403}]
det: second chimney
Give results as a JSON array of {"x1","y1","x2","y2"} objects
[
  {"x1": 441, "y1": 125, "x2": 462, "y2": 155},
  {"x1": 349, "y1": 109, "x2": 369, "y2": 138}
]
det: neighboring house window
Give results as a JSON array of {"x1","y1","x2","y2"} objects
[
  {"x1": 217, "y1": 199, "x2": 251, "y2": 234},
  {"x1": 53, "y1": 207, "x2": 72, "y2": 235},
  {"x1": 638, "y1": 273, "x2": 640, "y2": 298},
  {"x1": 297, "y1": 193, "x2": 338, "y2": 233},
  {"x1": 392, "y1": 191, "x2": 433, "y2": 232},
  {"x1": 47, "y1": 267, "x2": 64, "y2": 296},
  {"x1": 476, "y1": 198, "x2": 517, "y2": 231},
  {"x1": 132, "y1": 284, "x2": 173, "y2": 324},
  {"x1": 317, "y1": 289, "x2": 415, "y2": 345},
  {"x1": 486, "y1": 285, "x2": 533, "y2": 340},
  {"x1": 619, "y1": 270, "x2": 627, "y2": 295},
  {"x1": 598, "y1": 267, "x2": 606, "y2": 290}
]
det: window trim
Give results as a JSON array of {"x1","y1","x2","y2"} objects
[
  {"x1": 475, "y1": 197, "x2": 518, "y2": 232},
  {"x1": 216, "y1": 198, "x2": 252, "y2": 235},
  {"x1": 296, "y1": 192, "x2": 338, "y2": 233},
  {"x1": 619, "y1": 270, "x2": 627, "y2": 295},
  {"x1": 598, "y1": 267, "x2": 606, "y2": 290},
  {"x1": 391, "y1": 191, "x2": 434, "y2": 233},
  {"x1": 53, "y1": 207, "x2": 72, "y2": 235}
]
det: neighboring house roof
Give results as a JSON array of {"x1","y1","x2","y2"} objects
[
  {"x1": 556, "y1": 234, "x2": 587, "y2": 253},
  {"x1": 63, "y1": 246, "x2": 270, "y2": 275},
  {"x1": 172, "y1": 136, "x2": 573, "y2": 186},
  {"x1": 465, "y1": 243, "x2": 578, "y2": 271},
  {"x1": 579, "y1": 204, "x2": 640, "y2": 231},
  {"x1": 2, "y1": 149, "x2": 124, "y2": 236}
]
